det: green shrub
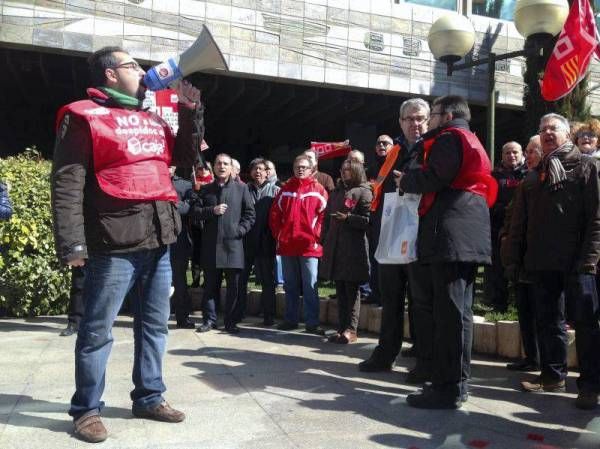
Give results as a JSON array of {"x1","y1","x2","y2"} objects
[{"x1": 0, "y1": 148, "x2": 70, "y2": 317}]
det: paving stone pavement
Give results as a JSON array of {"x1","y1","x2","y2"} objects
[{"x1": 0, "y1": 315, "x2": 598, "y2": 449}]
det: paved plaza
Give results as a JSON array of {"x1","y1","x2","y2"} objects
[{"x1": 1, "y1": 315, "x2": 599, "y2": 449}]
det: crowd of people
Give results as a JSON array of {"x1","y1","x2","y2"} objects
[{"x1": 46, "y1": 45, "x2": 600, "y2": 444}]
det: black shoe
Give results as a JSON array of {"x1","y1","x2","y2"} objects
[
  {"x1": 358, "y1": 358, "x2": 393, "y2": 373},
  {"x1": 406, "y1": 388, "x2": 462, "y2": 409},
  {"x1": 405, "y1": 369, "x2": 431, "y2": 384},
  {"x1": 60, "y1": 323, "x2": 78, "y2": 337},
  {"x1": 575, "y1": 390, "x2": 599, "y2": 410},
  {"x1": 196, "y1": 322, "x2": 217, "y2": 333},
  {"x1": 401, "y1": 346, "x2": 416, "y2": 358},
  {"x1": 176, "y1": 319, "x2": 195, "y2": 329},
  {"x1": 305, "y1": 325, "x2": 325, "y2": 335},
  {"x1": 506, "y1": 359, "x2": 539, "y2": 372},
  {"x1": 225, "y1": 325, "x2": 241, "y2": 334},
  {"x1": 277, "y1": 321, "x2": 298, "y2": 331}
]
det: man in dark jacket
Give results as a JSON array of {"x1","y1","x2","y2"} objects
[
  {"x1": 505, "y1": 113, "x2": 600, "y2": 409},
  {"x1": 193, "y1": 153, "x2": 255, "y2": 334},
  {"x1": 238, "y1": 158, "x2": 280, "y2": 325},
  {"x1": 485, "y1": 141, "x2": 527, "y2": 312},
  {"x1": 51, "y1": 46, "x2": 202, "y2": 442},
  {"x1": 170, "y1": 167, "x2": 195, "y2": 329},
  {"x1": 358, "y1": 98, "x2": 431, "y2": 382},
  {"x1": 398, "y1": 95, "x2": 494, "y2": 409}
]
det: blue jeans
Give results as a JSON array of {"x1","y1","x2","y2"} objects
[
  {"x1": 275, "y1": 255, "x2": 284, "y2": 285},
  {"x1": 281, "y1": 256, "x2": 319, "y2": 327},
  {"x1": 69, "y1": 247, "x2": 172, "y2": 420}
]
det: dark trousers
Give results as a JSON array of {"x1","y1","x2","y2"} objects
[
  {"x1": 169, "y1": 244, "x2": 192, "y2": 323},
  {"x1": 335, "y1": 281, "x2": 361, "y2": 332},
  {"x1": 484, "y1": 235, "x2": 509, "y2": 312},
  {"x1": 407, "y1": 262, "x2": 434, "y2": 374},
  {"x1": 367, "y1": 221, "x2": 381, "y2": 304},
  {"x1": 534, "y1": 272, "x2": 600, "y2": 392},
  {"x1": 239, "y1": 255, "x2": 276, "y2": 322},
  {"x1": 371, "y1": 264, "x2": 409, "y2": 364},
  {"x1": 202, "y1": 266, "x2": 242, "y2": 328},
  {"x1": 430, "y1": 262, "x2": 475, "y2": 397},
  {"x1": 67, "y1": 266, "x2": 86, "y2": 327},
  {"x1": 515, "y1": 282, "x2": 539, "y2": 364}
]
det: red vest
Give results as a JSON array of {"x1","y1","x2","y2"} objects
[
  {"x1": 55, "y1": 88, "x2": 178, "y2": 202},
  {"x1": 419, "y1": 127, "x2": 498, "y2": 216}
]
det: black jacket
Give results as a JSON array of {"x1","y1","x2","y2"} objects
[
  {"x1": 171, "y1": 175, "x2": 195, "y2": 256},
  {"x1": 400, "y1": 119, "x2": 492, "y2": 264},
  {"x1": 490, "y1": 162, "x2": 527, "y2": 234},
  {"x1": 504, "y1": 145, "x2": 600, "y2": 274},
  {"x1": 245, "y1": 179, "x2": 280, "y2": 259},
  {"x1": 51, "y1": 92, "x2": 203, "y2": 264},
  {"x1": 193, "y1": 178, "x2": 255, "y2": 269}
]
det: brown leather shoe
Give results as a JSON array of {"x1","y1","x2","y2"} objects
[
  {"x1": 133, "y1": 401, "x2": 185, "y2": 423},
  {"x1": 74, "y1": 414, "x2": 108, "y2": 443},
  {"x1": 521, "y1": 376, "x2": 566, "y2": 393}
]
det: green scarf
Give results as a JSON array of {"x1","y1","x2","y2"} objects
[{"x1": 98, "y1": 87, "x2": 141, "y2": 108}]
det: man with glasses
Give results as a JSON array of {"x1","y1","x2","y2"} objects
[
  {"x1": 269, "y1": 154, "x2": 328, "y2": 334},
  {"x1": 396, "y1": 95, "x2": 495, "y2": 409},
  {"x1": 52, "y1": 46, "x2": 203, "y2": 442},
  {"x1": 359, "y1": 98, "x2": 431, "y2": 381},
  {"x1": 505, "y1": 113, "x2": 600, "y2": 409}
]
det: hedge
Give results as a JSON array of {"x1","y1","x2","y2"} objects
[{"x1": 0, "y1": 148, "x2": 70, "y2": 317}]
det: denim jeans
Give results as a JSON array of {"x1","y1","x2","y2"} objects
[
  {"x1": 275, "y1": 255, "x2": 284, "y2": 285},
  {"x1": 281, "y1": 256, "x2": 319, "y2": 326},
  {"x1": 69, "y1": 247, "x2": 172, "y2": 420}
]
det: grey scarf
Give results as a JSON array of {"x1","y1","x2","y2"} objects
[{"x1": 539, "y1": 141, "x2": 572, "y2": 191}]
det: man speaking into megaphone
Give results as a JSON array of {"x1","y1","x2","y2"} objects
[
  {"x1": 144, "y1": 24, "x2": 229, "y2": 91},
  {"x1": 52, "y1": 45, "x2": 205, "y2": 443}
]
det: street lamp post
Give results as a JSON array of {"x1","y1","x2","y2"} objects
[{"x1": 427, "y1": 0, "x2": 569, "y2": 164}]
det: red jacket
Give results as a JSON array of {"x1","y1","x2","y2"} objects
[{"x1": 269, "y1": 176, "x2": 328, "y2": 257}]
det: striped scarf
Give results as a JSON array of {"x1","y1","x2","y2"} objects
[{"x1": 539, "y1": 141, "x2": 573, "y2": 191}]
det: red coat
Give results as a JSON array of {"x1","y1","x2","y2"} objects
[{"x1": 269, "y1": 176, "x2": 328, "y2": 257}]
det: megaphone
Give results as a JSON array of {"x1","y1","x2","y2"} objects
[{"x1": 144, "y1": 24, "x2": 228, "y2": 91}]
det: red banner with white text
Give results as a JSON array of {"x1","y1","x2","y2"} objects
[
  {"x1": 540, "y1": 0, "x2": 600, "y2": 101},
  {"x1": 310, "y1": 140, "x2": 351, "y2": 160}
]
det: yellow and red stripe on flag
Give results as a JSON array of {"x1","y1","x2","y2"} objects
[{"x1": 540, "y1": 0, "x2": 599, "y2": 101}]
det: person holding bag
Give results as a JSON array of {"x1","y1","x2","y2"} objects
[
  {"x1": 358, "y1": 98, "x2": 431, "y2": 376},
  {"x1": 320, "y1": 160, "x2": 372, "y2": 344}
]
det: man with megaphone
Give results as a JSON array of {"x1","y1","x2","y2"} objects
[{"x1": 52, "y1": 46, "x2": 204, "y2": 443}]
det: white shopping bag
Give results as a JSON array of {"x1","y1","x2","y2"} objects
[{"x1": 374, "y1": 190, "x2": 420, "y2": 265}]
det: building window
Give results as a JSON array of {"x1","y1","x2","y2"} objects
[
  {"x1": 394, "y1": 0, "x2": 457, "y2": 11},
  {"x1": 472, "y1": 0, "x2": 516, "y2": 20}
]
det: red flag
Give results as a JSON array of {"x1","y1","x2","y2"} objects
[
  {"x1": 540, "y1": 0, "x2": 599, "y2": 101},
  {"x1": 310, "y1": 140, "x2": 351, "y2": 160}
]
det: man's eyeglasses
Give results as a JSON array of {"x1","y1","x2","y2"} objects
[
  {"x1": 376, "y1": 141, "x2": 392, "y2": 146},
  {"x1": 401, "y1": 115, "x2": 428, "y2": 124},
  {"x1": 538, "y1": 125, "x2": 566, "y2": 134},
  {"x1": 112, "y1": 61, "x2": 142, "y2": 71},
  {"x1": 295, "y1": 165, "x2": 311, "y2": 171}
]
